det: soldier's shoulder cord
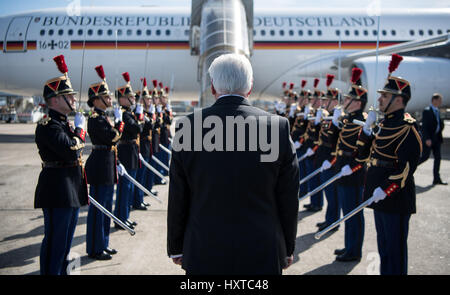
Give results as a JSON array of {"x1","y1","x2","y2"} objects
[{"x1": 38, "y1": 116, "x2": 51, "y2": 126}]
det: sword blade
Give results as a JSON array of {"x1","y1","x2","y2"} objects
[
  {"x1": 300, "y1": 167, "x2": 322, "y2": 185},
  {"x1": 152, "y1": 155, "x2": 170, "y2": 173},
  {"x1": 298, "y1": 171, "x2": 343, "y2": 203},
  {"x1": 315, "y1": 197, "x2": 373, "y2": 240},
  {"x1": 88, "y1": 195, "x2": 135, "y2": 236},
  {"x1": 139, "y1": 154, "x2": 167, "y2": 184},
  {"x1": 159, "y1": 144, "x2": 172, "y2": 156},
  {"x1": 120, "y1": 166, "x2": 163, "y2": 204}
]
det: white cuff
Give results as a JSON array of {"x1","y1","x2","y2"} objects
[{"x1": 170, "y1": 254, "x2": 183, "y2": 258}]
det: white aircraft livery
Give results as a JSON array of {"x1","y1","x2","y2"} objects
[{"x1": 0, "y1": 3, "x2": 449, "y2": 111}]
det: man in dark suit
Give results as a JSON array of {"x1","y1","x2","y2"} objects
[
  {"x1": 418, "y1": 93, "x2": 447, "y2": 185},
  {"x1": 167, "y1": 53, "x2": 300, "y2": 275}
]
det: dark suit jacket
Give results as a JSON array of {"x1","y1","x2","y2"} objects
[
  {"x1": 167, "y1": 95, "x2": 299, "y2": 275},
  {"x1": 421, "y1": 106, "x2": 444, "y2": 144}
]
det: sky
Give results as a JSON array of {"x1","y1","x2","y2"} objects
[{"x1": 1, "y1": 0, "x2": 450, "y2": 16}]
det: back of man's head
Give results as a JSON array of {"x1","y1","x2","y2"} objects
[{"x1": 208, "y1": 54, "x2": 253, "y2": 96}]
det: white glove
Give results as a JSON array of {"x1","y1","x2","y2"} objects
[
  {"x1": 340, "y1": 164, "x2": 353, "y2": 176},
  {"x1": 294, "y1": 141, "x2": 301, "y2": 149},
  {"x1": 117, "y1": 163, "x2": 125, "y2": 176},
  {"x1": 363, "y1": 110, "x2": 377, "y2": 136},
  {"x1": 303, "y1": 105, "x2": 310, "y2": 117},
  {"x1": 321, "y1": 160, "x2": 332, "y2": 172},
  {"x1": 332, "y1": 107, "x2": 342, "y2": 127},
  {"x1": 114, "y1": 107, "x2": 123, "y2": 122},
  {"x1": 315, "y1": 109, "x2": 323, "y2": 125},
  {"x1": 369, "y1": 187, "x2": 387, "y2": 205},
  {"x1": 74, "y1": 112, "x2": 85, "y2": 129},
  {"x1": 135, "y1": 103, "x2": 143, "y2": 115},
  {"x1": 306, "y1": 147, "x2": 315, "y2": 157},
  {"x1": 289, "y1": 104, "x2": 297, "y2": 118},
  {"x1": 156, "y1": 105, "x2": 162, "y2": 113}
]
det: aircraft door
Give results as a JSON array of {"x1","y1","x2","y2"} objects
[{"x1": 4, "y1": 16, "x2": 32, "y2": 52}]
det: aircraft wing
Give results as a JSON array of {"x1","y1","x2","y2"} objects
[{"x1": 338, "y1": 33, "x2": 450, "y2": 68}]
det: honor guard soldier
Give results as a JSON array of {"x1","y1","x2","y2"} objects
[
  {"x1": 114, "y1": 72, "x2": 144, "y2": 228},
  {"x1": 133, "y1": 79, "x2": 153, "y2": 210},
  {"x1": 356, "y1": 54, "x2": 422, "y2": 275},
  {"x1": 315, "y1": 74, "x2": 341, "y2": 232},
  {"x1": 35, "y1": 55, "x2": 88, "y2": 275},
  {"x1": 151, "y1": 80, "x2": 166, "y2": 182},
  {"x1": 158, "y1": 83, "x2": 172, "y2": 174},
  {"x1": 333, "y1": 67, "x2": 367, "y2": 262},
  {"x1": 300, "y1": 78, "x2": 324, "y2": 212},
  {"x1": 291, "y1": 80, "x2": 311, "y2": 194},
  {"x1": 85, "y1": 65, "x2": 124, "y2": 260}
]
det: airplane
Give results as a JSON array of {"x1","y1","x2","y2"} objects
[{"x1": 0, "y1": 2, "x2": 449, "y2": 114}]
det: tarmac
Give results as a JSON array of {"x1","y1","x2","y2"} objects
[{"x1": 0, "y1": 120, "x2": 449, "y2": 275}]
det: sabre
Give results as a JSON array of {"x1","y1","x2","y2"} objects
[
  {"x1": 299, "y1": 171, "x2": 342, "y2": 203},
  {"x1": 152, "y1": 155, "x2": 170, "y2": 173},
  {"x1": 298, "y1": 145, "x2": 318, "y2": 163},
  {"x1": 139, "y1": 153, "x2": 168, "y2": 184},
  {"x1": 159, "y1": 144, "x2": 172, "y2": 156},
  {"x1": 300, "y1": 158, "x2": 336, "y2": 185},
  {"x1": 352, "y1": 119, "x2": 365, "y2": 126},
  {"x1": 300, "y1": 166, "x2": 322, "y2": 186},
  {"x1": 118, "y1": 164, "x2": 163, "y2": 204},
  {"x1": 315, "y1": 196, "x2": 373, "y2": 240},
  {"x1": 298, "y1": 164, "x2": 362, "y2": 203},
  {"x1": 88, "y1": 195, "x2": 135, "y2": 236}
]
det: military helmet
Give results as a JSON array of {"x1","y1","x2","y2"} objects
[
  {"x1": 344, "y1": 68, "x2": 368, "y2": 102},
  {"x1": 87, "y1": 65, "x2": 112, "y2": 107},
  {"x1": 377, "y1": 54, "x2": 411, "y2": 102},
  {"x1": 325, "y1": 74, "x2": 339, "y2": 100},
  {"x1": 115, "y1": 72, "x2": 135, "y2": 99},
  {"x1": 43, "y1": 55, "x2": 77, "y2": 100}
]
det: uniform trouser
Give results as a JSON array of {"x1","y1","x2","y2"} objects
[
  {"x1": 156, "y1": 142, "x2": 171, "y2": 176},
  {"x1": 297, "y1": 150, "x2": 308, "y2": 195},
  {"x1": 133, "y1": 164, "x2": 146, "y2": 208},
  {"x1": 418, "y1": 140, "x2": 441, "y2": 181},
  {"x1": 321, "y1": 169, "x2": 340, "y2": 226},
  {"x1": 86, "y1": 185, "x2": 114, "y2": 256},
  {"x1": 114, "y1": 169, "x2": 137, "y2": 223},
  {"x1": 145, "y1": 156, "x2": 155, "y2": 192},
  {"x1": 305, "y1": 157, "x2": 323, "y2": 208},
  {"x1": 374, "y1": 210, "x2": 411, "y2": 275},
  {"x1": 337, "y1": 185, "x2": 364, "y2": 257},
  {"x1": 153, "y1": 152, "x2": 166, "y2": 183},
  {"x1": 40, "y1": 207, "x2": 79, "y2": 275}
]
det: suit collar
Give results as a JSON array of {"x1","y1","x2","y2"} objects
[{"x1": 212, "y1": 95, "x2": 251, "y2": 107}]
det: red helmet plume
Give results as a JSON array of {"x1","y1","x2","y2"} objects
[
  {"x1": 53, "y1": 55, "x2": 68, "y2": 74},
  {"x1": 152, "y1": 79, "x2": 158, "y2": 88},
  {"x1": 95, "y1": 65, "x2": 105, "y2": 80},
  {"x1": 313, "y1": 78, "x2": 320, "y2": 89},
  {"x1": 122, "y1": 72, "x2": 130, "y2": 83},
  {"x1": 301, "y1": 80, "x2": 307, "y2": 88},
  {"x1": 388, "y1": 54, "x2": 403, "y2": 74},
  {"x1": 326, "y1": 74, "x2": 335, "y2": 87},
  {"x1": 351, "y1": 68, "x2": 363, "y2": 84}
]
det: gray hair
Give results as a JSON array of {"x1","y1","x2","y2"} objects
[{"x1": 208, "y1": 54, "x2": 253, "y2": 95}]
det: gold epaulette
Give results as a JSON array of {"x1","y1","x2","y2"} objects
[
  {"x1": 70, "y1": 137, "x2": 85, "y2": 150},
  {"x1": 90, "y1": 112, "x2": 99, "y2": 119},
  {"x1": 38, "y1": 116, "x2": 51, "y2": 126},
  {"x1": 403, "y1": 113, "x2": 416, "y2": 124},
  {"x1": 111, "y1": 128, "x2": 122, "y2": 143}
]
